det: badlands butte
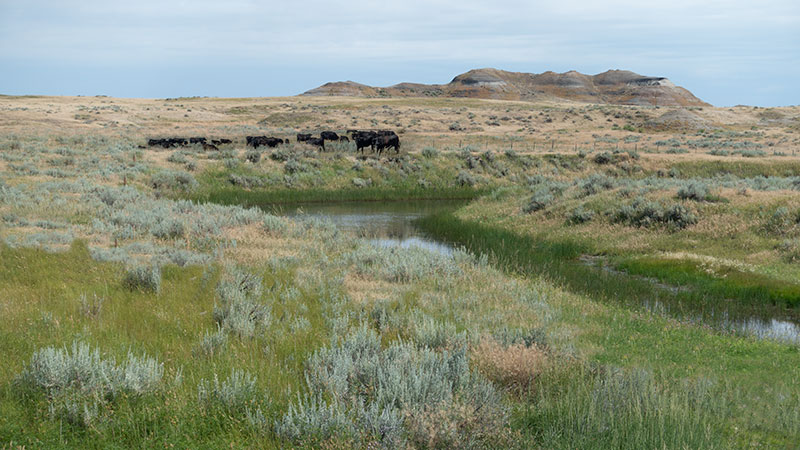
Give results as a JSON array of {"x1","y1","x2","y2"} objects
[{"x1": 303, "y1": 67, "x2": 709, "y2": 106}]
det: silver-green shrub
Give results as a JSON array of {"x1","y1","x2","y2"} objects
[
  {"x1": 579, "y1": 173, "x2": 615, "y2": 197},
  {"x1": 17, "y1": 342, "x2": 163, "y2": 399},
  {"x1": 409, "y1": 313, "x2": 467, "y2": 350},
  {"x1": 568, "y1": 206, "x2": 595, "y2": 225},
  {"x1": 197, "y1": 369, "x2": 258, "y2": 412},
  {"x1": 523, "y1": 189, "x2": 554, "y2": 214},
  {"x1": 421, "y1": 146, "x2": 440, "y2": 158},
  {"x1": 613, "y1": 197, "x2": 698, "y2": 230},
  {"x1": 278, "y1": 326, "x2": 507, "y2": 448},
  {"x1": 677, "y1": 181, "x2": 711, "y2": 201},
  {"x1": 245, "y1": 150, "x2": 261, "y2": 164},
  {"x1": 149, "y1": 170, "x2": 198, "y2": 192},
  {"x1": 348, "y1": 243, "x2": 462, "y2": 283},
  {"x1": 213, "y1": 268, "x2": 271, "y2": 338},
  {"x1": 122, "y1": 264, "x2": 161, "y2": 294},
  {"x1": 456, "y1": 170, "x2": 476, "y2": 187},
  {"x1": 195, "y1": 326, "x2": 228, "y2": 356}
]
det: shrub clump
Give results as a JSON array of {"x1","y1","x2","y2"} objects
[
  {"x1": 677, "y1": 181, "x2": 711, "y2": 201},
  {"x1": 244, "y1": 150, "x2": 261, "y2": 164},
  {"x1": 593, "y1": 151, "x2": 613, "y2": 164},
  {"x1": 763, "y1": 207, "x2": 799, "y2": 236},
  {"x1": 16, "y1": 342, "x2": 163, "y2": 426},
  {"x1": 421, "y1": 146, "x2": 439, "y2": 158},
  {"x1": 612, "y1": 197, "x2": 698, "y2": 230},
  {"x1": 348, "y1": 243, "x2": 464, "y2": 283},
  {"x1": 456, "y1": 170, "x2": 476, "y2": 187},
  {"x1": 194, "y1": 326, "x2": 228, "y2": 356},
  {"x1": 276, "y1": 326, "x2": 508, "y2": 448},
  {"x1": 351, "y1": 177, "x2": 372, "y2": 188},
  {"x1": 270, "y1": 147, "x2": 291, "y2": 162},
  {"x1": 579, "y1": 173, "x2": 615, "y2": 197},
  {"x1": 150, "y1": 170, "x2": 198, "y2": 192},
  {"x1": 523, "y1": 190, "x2": 554, "y2": 214},
  {"x1": 449, "y1": 121, "x2": 465, "y2": 131},
  {"x1": 284, "y1": 158, "x2": 306, "y2": 174},
  {"x1": 213, "y1": 268, "x2": 271, "y2": 338},
  {"x1": 198, "y1": 369, "x2": 259, "y2": 412},
  {"x1": 122, "y1": 264, "x2": 161, "y2": 294},
  {"x1": 568, "y1": 206, "x2": 595, "y2": 224}
]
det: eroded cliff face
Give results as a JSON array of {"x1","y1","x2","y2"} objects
[{"x1": 302, "y1": 68, "x2": 709, "y2": 106}]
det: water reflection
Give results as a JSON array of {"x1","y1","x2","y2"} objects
[
  {"x1": 273, "y1": 200, "x2": 464, "y2": 255},
  {"x1": 642, "y1": 291, "x2": 800, "y2": 345}
]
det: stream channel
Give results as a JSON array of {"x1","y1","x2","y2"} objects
[{"x1": 265, "y1": 199, "x2": 800, "y2": 346}]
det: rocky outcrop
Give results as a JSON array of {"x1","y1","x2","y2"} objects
[{"x1": 301, "y1": 68, "x2": 709, "y2": 106}]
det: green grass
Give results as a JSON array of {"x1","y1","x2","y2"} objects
[
  {"x1": 0, "y1": 241, "x2": 331, "y2": 448},
  {"x1": 417, "y1": 212, "x2": 800, "y2": 324},
  {"x1": 672, "y1": 160, "x2": 800, "y2": 178},
  {"x1": 184, "y1": 164, "x2": 487, "y2": 206},
  {"x1": 418, "y1": 212, "x2": 800, "y2": 447},
  {"x1": 187, "y1": 184, "x2": 484, "y2": 206},
  {"x1": 616, "y1": 256, "x2": 800, "y2": 308}
]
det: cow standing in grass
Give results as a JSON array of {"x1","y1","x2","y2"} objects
[{"x1": 373, "y1": 134, "x2": 400, "y2": 156}]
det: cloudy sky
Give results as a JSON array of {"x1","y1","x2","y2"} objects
[{"x1": 1, "y1": 0, "x2": 798, "y2": 106}]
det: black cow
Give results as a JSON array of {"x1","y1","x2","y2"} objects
[
  {"x1": 211, "y1": 139, "x2": 232, "y2": 146},
  {"x1": 351, "y1": 130, "x2": 377, "y2": 154},
  {"x1": 377, "y1": 130, "x2": 398, "y2": 138},
  {"x1": 339, "y1": 136, "x2": 350, "y2": 142},
  {"x1": 189, "y1": 137, "x2": 207, "y2": 145},
  {"x1": 320, "y1": 131, "x2": 339, "y2": 141},
  {"x1": 297, "y1": 133, "x2": 312, "y2": 142},
  {"x1": 247, "y1": 136, "x2": 284, "y2": 148},
  {"x1": 306, "y1": 137, "x2": 325, "y2": 151},
  {"x1": 373, "y1": 134, "x2": 400, "y2": 155},
  {"x1": 148, "y1": 138, "x2": 188, "y2": 148}
]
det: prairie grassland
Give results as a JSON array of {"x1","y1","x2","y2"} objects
[{"x1": 1, "y1": 95, "x2": 800, "y2": 448}]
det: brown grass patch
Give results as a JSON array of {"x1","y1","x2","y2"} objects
[
  {"x1": 472, "y1": 336, "x2": 549, "y2": 393},
  {"x1": 342, "y1": 271, "x2": 398, "y2": 305}
]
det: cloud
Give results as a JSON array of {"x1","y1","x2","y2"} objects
[{"x1": 0, "y1": 0, "x2": 798, "y2": 104}]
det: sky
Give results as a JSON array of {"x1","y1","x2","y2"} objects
[{"x1": 1, "y1": 0, "x2": 798, "y2": 106}]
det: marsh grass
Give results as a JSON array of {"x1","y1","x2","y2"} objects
[
  {"x1": 616, "y1": 256, "x2": 800, "y2": 307},
  {"x1": 417, "y1": 212, "x2": 800, "y2": 324},
  {"x1": 515, "y1": 365, "x2": 726, "y2": 449},
  {"x1": 672, "y1": 160, "x2": 800, "y2": 178}
]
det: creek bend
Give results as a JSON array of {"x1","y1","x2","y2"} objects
[{"x1": 258, "y1": 198, "x2": 800, "y2": 345}]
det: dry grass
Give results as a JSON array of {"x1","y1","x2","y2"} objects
[{"x1": 472, "y1": 337, "x2": 549, "y2": 393}]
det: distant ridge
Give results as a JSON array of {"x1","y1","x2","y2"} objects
[{"x1": 302, "y1": 68, "x2": 709, "y2": 106}]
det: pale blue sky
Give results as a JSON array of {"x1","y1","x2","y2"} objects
[{"x1": 1, "y1": 0, "x2": 798, "y2": 106}]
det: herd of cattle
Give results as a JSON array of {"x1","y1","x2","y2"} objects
[{"x1": 146, "y1": 129, "x2": 400, "y2": 156}]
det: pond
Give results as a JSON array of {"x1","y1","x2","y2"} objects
[
  {"x1": 268, "y1": 199, "x2": 466, "y2": 255},
  {"x1": 266, "y1": 198, "x2": 800, "y2": 346}
]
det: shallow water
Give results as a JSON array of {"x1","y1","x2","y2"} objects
[
  {"x1": 270, "y1": 199, "x2": 800, "y2": 345},
  {"x1": 270, "y1": 199, "x2": 465, "y2": 255}
]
